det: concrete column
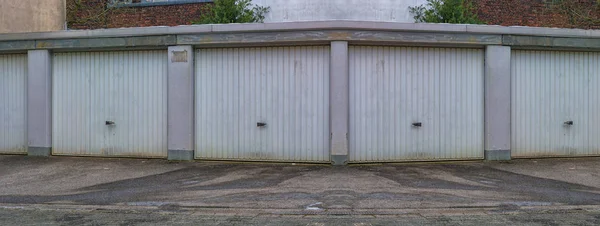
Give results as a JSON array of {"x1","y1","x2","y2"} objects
[
  {"x1": 330, "y1": 41, "x2": 349, "y2": 165},
  {"x1": 167, "y1": 46, "x2": 195, "y2": 161},
  {"x1": 27, "y1": 50, "x2": 52, "y2": 156},
  {"x1": 485, "y1": 45, "x2": 512, "y2": 161}
]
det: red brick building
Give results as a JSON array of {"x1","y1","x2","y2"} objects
[
  {"x1": 67, "y1": 0, "x2": 212, "y2": 30},
  {"x1": 67, "y1": 0, "x2": 599, "y2": 30},
  {"x1": 473, "y1": 0, "x2": 599, "y2": 29}
]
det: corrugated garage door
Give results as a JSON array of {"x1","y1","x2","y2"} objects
[
  {"x1": 52, "y1": 51, "x2": 168, "y2": 158},
  {"x1": 349, "y1": 46, "x2": 484, "y2": 162},
  {"x1": 512, "y1": 50, "x2": 600, "y2": 158},
  {"x1": 195, "y1": 46, "x2": 330, "y2": 162},
  {"x1": 0, "y1": 54, "x2": 27, "y2": 154}
]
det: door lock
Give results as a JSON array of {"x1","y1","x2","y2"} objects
[
  {"x1": 257, "y1": 122, "x2": 267, "y2": 127},
  {"x1": 564, "y1": 121, "x2": 574, "y2": 126},
  {"x1": 412, "y1": 122, "x2": 422, "y2": 127},
  {"x1": 105, "y1": 121, "x2": 115, "y2": 126}
]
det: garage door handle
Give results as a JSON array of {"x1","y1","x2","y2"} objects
[
  {"x1": 412, "y1": 122, "x2": 422, "y2": 127},
  {"x1": 105, "y1": 121, "x2": 115, "y2": 126},
  {"x1": 564, "y1": 121, "x2": 574, "y2": 126},
  {"x1": 257, "y1": 122, "x2": 267, "y2": 127}
]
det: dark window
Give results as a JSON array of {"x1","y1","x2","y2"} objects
[{"x1": 110, "y1": 0, "x2": 212, "y2": 7}]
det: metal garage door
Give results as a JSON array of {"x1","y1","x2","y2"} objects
[
  {"x1": 195, "y1": 46, "x2": 330, "y2": 162},
  {"x1": 0, "y1": 54, "x2": 27, "y2": 154},
  {"x1": 52, "y1": 51, "x2": 168, "y2": 157},
  {"x1": 349, "y1": 46, "x2": 484, "y2": 162},
  {"x1": 512, "y1": 50, "x2": 600, "y2": 157}
]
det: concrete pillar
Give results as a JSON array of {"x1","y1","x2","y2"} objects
[
  {"x1": 484, "y1": 45, "x2": 511, "y2": 161},
  {"x1": 167, "y1": 46, "x2": 195, "y2": 161},
  {"x1": 330, "y1": 41, "x2": 349, "y2": 165},
  {"x1": 27, "y1": 50, "x2": 52, "y2": 156}
]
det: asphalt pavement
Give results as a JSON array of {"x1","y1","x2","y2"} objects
[{"x1": 2, "y1": 155, "x2": 600, "y2": 225}]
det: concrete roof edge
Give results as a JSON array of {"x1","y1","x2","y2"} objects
[{"x1": 0, "y1": 20, "x2": 598, "y2": 42}]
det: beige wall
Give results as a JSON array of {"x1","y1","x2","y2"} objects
[{"x1": 0, "y1": 0, "x2": 66, "y2": 33}]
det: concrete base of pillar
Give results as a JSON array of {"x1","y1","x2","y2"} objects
[
  {"x1": 485, "y1": 150, "x2": 511, "y2": 161},
  {"x1": 28, "y1": 147, "x2": 51, "y2": 157},
  {"x1": 168, "y1": 150, "x2": 194, "y2": 161},
  {"x1": 331, "y1": 155, "x2": 348, "y2": 166}
]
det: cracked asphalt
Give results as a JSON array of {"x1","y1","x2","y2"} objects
[{"x1": 2, "y1": 155, "x2": 600, "y2": 225}]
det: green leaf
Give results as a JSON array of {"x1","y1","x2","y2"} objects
[
  {"x1": 194, "y1": 0, "x2": 271, "y2": 24},
  {"x1": 408, "y1": 0, "x2": 484, "y2": 24}
]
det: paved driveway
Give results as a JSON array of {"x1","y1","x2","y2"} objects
[{"x1": 2, "y1": 156, "x2": 600, "y2": 225}]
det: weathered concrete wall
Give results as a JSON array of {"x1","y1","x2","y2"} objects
[
  {"x1": 252, "y1": 0, "x2": 427, "y2": 23},
  {"x1": 167, "y1": 45, "x2": 195, "y2": 161},
  {"x1": 27, "y1": 50, "x2": 53, "y2": 157},
  {"x1": 330, "y1": 41, "x2": 349, "y2": 165},
  {"x1": 1, "y1": 21, "x2": 599, "y2": 52},
  {"x1": 0, "y1": 0, "x2": 66, "y2": 33},
  {"x1": 484, "y1": 45, "x2": 511, "y2": 161}
]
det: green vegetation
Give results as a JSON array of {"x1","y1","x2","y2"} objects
[
  {"x1": 408, "y1": 0, "x2": 484, "y2": 24},
  {"x1": 195, "y1": 0, "x2": 271, "y2": 24}
]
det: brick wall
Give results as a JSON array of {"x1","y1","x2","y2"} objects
[
  {"x1": 67, "y1": 0, "x2": 599, "y2": 30},
  {"x1": 67, "y1": 0, "x2": 211, "y2": 30},
  {"x1": 473, "y1": 0, "x2": 599, "y2": 29}
]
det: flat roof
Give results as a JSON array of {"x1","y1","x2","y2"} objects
[{"x1": 0, "y1": 20, "x2": 598, "y2": 42}]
